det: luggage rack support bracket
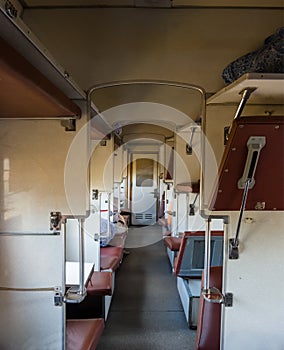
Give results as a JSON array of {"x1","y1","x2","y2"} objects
[{"x1": 229, "y1": 136, "x2": 266, "y2": 259}]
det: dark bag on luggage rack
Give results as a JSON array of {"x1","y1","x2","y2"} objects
[{"x1": 222, "y1": 27, "x2": 284, "y2": 84}]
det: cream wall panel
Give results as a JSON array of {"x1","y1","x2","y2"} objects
[
  {"x1": 0, "y1": 114, "x2": 89, "y2": 233},
  {"x1": 113, "y1": 145, "x2": 124, "y2": 182},
  {"x1": 175, "y1": 131, "x2": 200, "y2": 184},
  {"x1": 91, "y1": 137, "x2": 114, "y2": 191}
]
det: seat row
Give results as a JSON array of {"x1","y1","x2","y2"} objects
[{"x1": 66, "y1": 223, "x2": 128, "y2": 349}]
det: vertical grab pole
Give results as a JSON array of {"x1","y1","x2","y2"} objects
[
  {"x1": 203, "y1": 218, "x2": 212, "y2": 292},
  {"x1": 176, "y1": 191, "x2": 179, "y2": 236},
  {"x1": 62, "y1": 218, "x2": 67, "y2": 350},
  {"x1": 78, "y1": 218, "x2": 85, "y2": 296},
  {"x1": 186, "y1": 193, "x2": 189, "y2": 229},
  {"x1": 108, "y1": 192, "x2": 111, "y2": 236}
]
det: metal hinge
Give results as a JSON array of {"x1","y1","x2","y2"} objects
[
  {"x1": 50, "y1": 211, "x2": 62, "y2": 231},
  {"x1": 60, "y1": 119, "x2": 76, "y2": 131},
  {"x1": 5, "y1": 1, "x2": 18, "y2": 19},
  {"x1": 229, "y1": 238, "x2": 239, "y2": 259},
  {"x1": 224, "y1": 292, "x2": 233, "y2": 307},
  {"x1": 54, "y1": 287, "x2": 63, "y2": 307},
  {"x1": 165, "y1": 210, "x2": 176, "y2": 217},
  {"x1": 202, "y1": 288, "x2": 233, "y2": 307}
]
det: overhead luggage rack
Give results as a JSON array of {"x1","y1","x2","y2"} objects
[
  {"x1": 0, "y1": 4, "x2": 111, "y2": 134},
  {"x1": 200, "y1": 73, "x2": 284, "y2": 269},
  {"x1": 207, "y1": 73, "x2": 284, "y2": 106},
  {"x1": 205, "y1": 73, "x2": 284, "y2": 212},
  {"x1": 0, "y1": 1, "x2": 85, "y2": 101},
  {"x1": 0, "y1": 36, "x2": 81, "y2": 120}
]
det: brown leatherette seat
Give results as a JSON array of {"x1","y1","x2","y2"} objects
[
  {"x1": 87, "y1": 271, "x2": 112, "y2": 296},
  {"x1": 66, "y1": 318, "x2": 105, "y2": 350},
  {"x1": 196, "y1": 266, "x2": 223, "y2": 350},
  {"x1": 163, "y1": 236, "x2": 182, "y2": 251}
]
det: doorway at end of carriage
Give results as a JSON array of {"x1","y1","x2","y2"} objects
[{"x1": 129, "y1": 152, "x2": 160, "y2": 226}]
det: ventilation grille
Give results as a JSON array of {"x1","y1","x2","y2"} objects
[{"x1": 135, "y1": 213, "x2": 153, "y2": 220}]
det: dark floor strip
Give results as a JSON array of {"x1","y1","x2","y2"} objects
[{"x1": 97, "y1": 226, "x2": 196, "y2": 350}]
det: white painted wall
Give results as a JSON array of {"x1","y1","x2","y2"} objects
[
  {"x1": 0, "y1": 233, "x2": 65, "y2": 350},
  {"x1": 222, "y1": 211, "x2": 284, "y2": 350},
  {"x1": 66, "y1": 218, "x2": 100, "y2": 269}
]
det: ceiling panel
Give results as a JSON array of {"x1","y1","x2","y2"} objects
[
  {"x1": 23, "y1": 0, "x2": 283, "y2": 8},
  {"x1": 173, "y1": 0, "x2": 284, "y2": 7},
  {"x1": 24, "y1": 0, "x2": 134, "y2": 7}
]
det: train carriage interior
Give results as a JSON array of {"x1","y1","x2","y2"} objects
[{"x1": 0, "y1": 1, "x2": 283, "y2": 349}]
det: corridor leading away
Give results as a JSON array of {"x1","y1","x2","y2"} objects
[{"x1": 97, "y1": 225, "x2": 196, "y2": 350}]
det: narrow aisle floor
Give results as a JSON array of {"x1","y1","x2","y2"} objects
[{"x1": 97, "y1": 225, "x2": 196, "y2": 350}]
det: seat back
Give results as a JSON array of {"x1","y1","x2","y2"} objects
[
  {"x1": 196, "y1": 266, "x2": 223, "y2": 350},
  {"x1": 163, "y1": 236, "x2": 182, "y2": 251},
  {"x1": 174, "y1": 231, "x2": 223, "y2": 278}
]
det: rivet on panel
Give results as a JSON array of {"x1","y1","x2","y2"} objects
[{"x1": 244, "y1": 217, "x2": 254, "y2": 224}]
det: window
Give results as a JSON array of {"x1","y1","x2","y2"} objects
[{"x1": 136, "y1": 158, "x2": 154, "y2": 187}]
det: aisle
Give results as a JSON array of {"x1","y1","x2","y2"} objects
[{"x1": 97, "y1": 225, "x2": 196, "y2": 350}]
